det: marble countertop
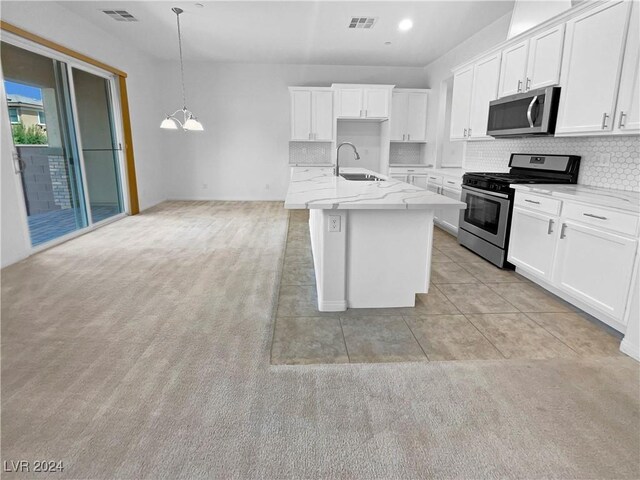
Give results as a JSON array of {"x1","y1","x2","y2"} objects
[
  {"x1": 511, "y1": 184, "x2": 640, "y2": 214},
  {"x1": 285, "y1": 167, "x2": 467, "y2": 210}
]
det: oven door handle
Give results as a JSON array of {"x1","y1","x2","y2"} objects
[
  {"x1": 461, "y1": 185, "x2": 510, "y2": 199},
  {"x1": 526, "y1": 95, "x2": 538, "y2": 128}
]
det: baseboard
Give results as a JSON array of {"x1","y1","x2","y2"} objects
[
  {"x1": 317, "y1": 299, "x2": 347, "y2": 312},
  {"x1": 620, "y1": 337, "x2": 640, "y2": 361}
]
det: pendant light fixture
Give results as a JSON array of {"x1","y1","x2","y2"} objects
[{"x1": 160, "y1": 7, "x2": 204, "y2": 131}]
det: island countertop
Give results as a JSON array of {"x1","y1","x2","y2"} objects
[{"x1": 285, "y1": 167, "x2": 467, "y2": 210}]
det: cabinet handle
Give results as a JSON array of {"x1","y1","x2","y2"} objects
[
  {"x1": 408, "y1": 169, "x2": 415, "y2": 172},
  {"x1": 463, "y1": 128, "x2": 467, "y2": 137},
  {"x1": 525, "y1": 77, "x2": 531, "y2": 91},
  {"x1": 517, "y1": 79, "x2": 523, "y2": 92},
  {"x1": 402, "y1": 134, "x2": 406, "y2": 141},
  {"x1": 407, "y1": 133, "x2": 411, "y2": 140},
  {"x1": 619, "y1": 111, "x2": 627, "y2": 129},
  {"x1": 364, "y1": 109, "x2": 367, "y2": 117},
  {"x1": 524, "y1": 199, "x2": 540, "y2": 204},
  {"x1": 447, "y1": 180, "x2": 455, "y2": 185},
  {"x1": 560, "y1": 223, "x2": 567, "y2": 239},
  {"x1": 601, "y1": 112, "x2": 609, "y2": 130},
  {"x1": 308, "y1": 132, "x2": 312, "y2": 140},
  {"x1": 360, "y1": 109, "x2": 363, "y2": 117},
  {"x1": 547, "y1": 219, "x2": 554, "y2": 235},
  {"x1": 468, "y1": 128, "x2": 472, "y2": 137},
  {"x1": 583, "y1": 213, "x2": 607, "y2": 220}
]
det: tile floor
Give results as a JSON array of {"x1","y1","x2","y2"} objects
[{"x1": 271, "y1": 210, "x2": 623, "y2": 365}]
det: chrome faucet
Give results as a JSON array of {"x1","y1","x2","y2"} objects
[{"x1": 335, "y1": 142, "x2": 361, "y2": 177}]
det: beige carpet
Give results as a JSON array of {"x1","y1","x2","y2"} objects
[{"x1": 2, "y1": 201, "x2": 639, "y2": 479}]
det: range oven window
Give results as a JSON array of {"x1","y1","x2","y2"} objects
[
  {"x1": 487, "y1": 95, "x2": 545, "y2": 131},
  {"x1": 464, "y1": 193, "x2": 501, "y2": 235}
]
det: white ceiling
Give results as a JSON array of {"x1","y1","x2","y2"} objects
[{"x1": 58, "y1": 1, "x2": 515, "y2": 67}]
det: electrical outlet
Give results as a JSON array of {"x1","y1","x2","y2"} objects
[
  {"x1": 595, "y1": 152, "x2": 611, "y2": 167},
  {"x1": 328, "y1": 215, "x2": 341, "y2": 232},
  {"x1": 265, "y1": 183, "x2": 270, "y2": 190}
]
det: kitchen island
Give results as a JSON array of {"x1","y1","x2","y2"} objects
[{"x1": 285, "y1": 167, "x2": 466, "y2": 311}]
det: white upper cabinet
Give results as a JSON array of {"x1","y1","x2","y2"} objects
[
  {"x1": 469, "y1": 52, "x2": 501, "y2": 139},
  {"x1": 333, "y1": 84, "x2": 393, "y2": 119},
  {"x1": 312, "y1": 90, "x2": 334, "y2": 141},
  {"x1": 450, "y1": 52, "x2": 501, "y2": 141},
  {"x1": 289, "y1": 87, "x2": 334, "y2": 141},
  {"x1": 290, "y1": 89, "x2": 312, "y2": 140},
  {"x1": 555, "y1": 1, "x2": 632, "y2": 135},
  {"x1": 526, "y1": 24, "x2": 565, "y2": 91},
  {"x1": 364, "y1": 88, "x2": 390, "y2": 118},
  {"x1": 391, "y1": 90, "x2": 429, "y2": 142},
  {"x1": 614, "y1": 1, "x2": 640, "y2": 134},
  {"x1": 335, "y1": 88, "x2": 363, "y2": 118},
  {"x1": 449, "y1": 65, "x2": 474, "y2": 140},
  {"x1": 390, "y1": 93, "x2": 408, "y2": 141},
  {"x1": 498, "y1": 25, "x2": 565, "y2": 98},
  {"x1": 498, "y1": 40, "x2": 529, "y2": 97}
]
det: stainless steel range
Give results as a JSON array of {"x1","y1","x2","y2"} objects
[{"x1": 458, "y1": 153, "x2": 581, "y2": 268}]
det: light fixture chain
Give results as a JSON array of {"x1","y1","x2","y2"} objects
[{"x1": 175, "y1": 9, "x2": 187, "y2": 109}]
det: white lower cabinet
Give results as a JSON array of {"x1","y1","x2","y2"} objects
[
  {"x1": 508, "y1": 191, "x2": 639, "y2": 331},
  {"x1": 553, "y1": 221, "x2": 637, "y2": 322},
  {"x1": 508, "y1": 207, "x2": 558, "y2": 281},
  {"x1": 438, "y1": 187, "x2": 462, "y2": 232}
]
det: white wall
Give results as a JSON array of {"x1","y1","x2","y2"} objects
[
  {"x1": 1, "y1": 1, "x2": 166, "y2": 267},
  {"x1": 422, "y1": 13, "x2": 512, "y2": 166},
  {"x1": 158, "y1": 62, "x2": 427, "y2": 201}
]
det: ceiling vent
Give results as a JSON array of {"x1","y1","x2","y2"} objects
[
  {"x1": 349, "y1": 17, "x2": 377, "y2": 29},
  {"x1": 102, "y1": 10, "x2": 138, "y2": 22}
]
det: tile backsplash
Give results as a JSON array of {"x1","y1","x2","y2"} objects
[
  {"x1": 465, "y1": 136, "x2": 640, "y2": 191},
  {"x1": 389, "y1": 143, "x2": 423, "y2": 165},
  {"x1": 289, "y1": 142, "x2": 331, "y2": 165}
]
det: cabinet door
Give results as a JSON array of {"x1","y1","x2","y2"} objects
[
  {"x1": 554, "y1": 220, "x2": 637, "y2": 321},
  {"x1": 390, "y1": 174, "x2": 408, "y2": 183},
  {"x1": 498, "y1": 40, "x2": 529, "y2": 97},
  {"x1": 406, "y1": 92, "x2": 428, "y2": 141},
  {"x1": 526, "y1": 24, "x2": 565, "y2": 91},
  {"x1": 410, "y1": 174, "x2": 428, "y2": 189},
  {"x1": 450, "y1": 65, "x2": 474, "y2": 140},
  {"x1": 556, "y1": 1, "x2": 632, "y2": 135},
  {"x1": 469, "y1": 52, "x2": 501, "y2": 139},
  {"x1": 312, "y1": 90, "x2": 334, "y2": 141},
  {"x1": 615, "y1": 1, "x2": 640, "y2": 134},
  {"x1": 290, "y1": 89, "x2": 312, "y2": 140},
  {"x1": 364, "y1": 88, "x2": 390, "y2": 118},
  {"x1": 390, "y1": 92, "x2": 408, "y2": 141},
  {"x1": 439, "y1": 187, "x2": 461, "y2": 233},
  {"x1": 336, "y1": 88, "x2": 363, "y2": 117},
  {"x1": 508, "y1": 207, "x2": 558, "y2": 280}
]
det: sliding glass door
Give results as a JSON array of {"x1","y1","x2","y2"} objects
[
  {"x1": 71, "y1": 68, "x2": 123, "y2": 223},
  {"x1": 1, "y1": 40, "x2": 125, "y2": 247}
]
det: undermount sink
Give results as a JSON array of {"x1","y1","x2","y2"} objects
[{"x1": 340, "y1": 173, "x2": 385, "y2": 182}]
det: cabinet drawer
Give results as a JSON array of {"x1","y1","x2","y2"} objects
[
  {"x1": 442, "y1": 177, "x2": 462, "y2": 189},
  {"x1": 427, "y1": 174, "x2": 444, "y2": 185},
  {"x1": 389, "y1": 166, "x2": 429, "y2": 175},
  {"x1": 562, "y1": 201, "x2": 639, "y2": 236},
  {"x1": 514, "y1": 192, "x2": 561, "y2": 215}
]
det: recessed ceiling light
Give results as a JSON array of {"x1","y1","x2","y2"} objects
[
  {"x1": 398, "y1": 19, "x2": 413, "y2": 31},
  {"x1": 384, "y1": 41, "x2": 392, "y2": 45}
]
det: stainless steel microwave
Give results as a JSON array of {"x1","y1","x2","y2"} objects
[{"x1": 487, "y1": 86, "x2": 561, "y2": 138}]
